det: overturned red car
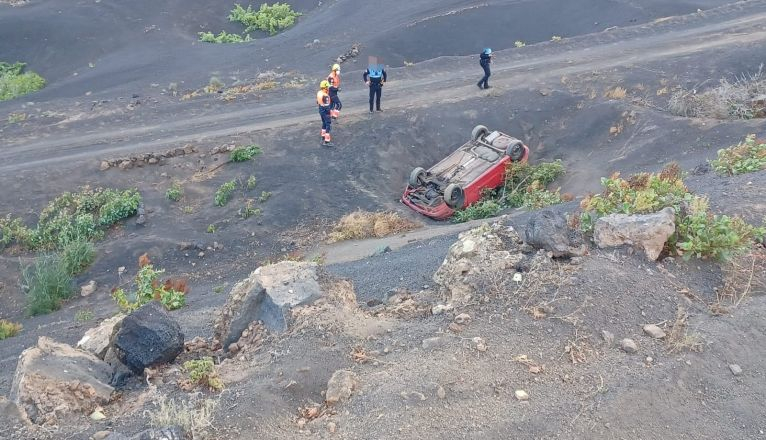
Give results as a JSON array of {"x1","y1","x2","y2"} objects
[{"x1": 401, "y1": 125, "x2": 529, "y2": 220}]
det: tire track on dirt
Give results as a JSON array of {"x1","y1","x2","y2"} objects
[{"x1": 2, "y1": 5, "x2": 766, "y2": 171}]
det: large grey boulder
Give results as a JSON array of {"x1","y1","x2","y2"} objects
[
  {"x1": 594, "y1": 207, "x2": 676, "y2": 260},
  {"x1": 433, "y1": 223, "x2": 523, "y2": 303},
  {"x1": 524, "y1": 210, "x2": 587, "y2": 257},
  {"x1": 214, "y1": 261, "x2": 324, "y2": 350},
  {"x1": 10, "y1": 337, "x2": 114, "y2": 425},
  {"x1": 113, "y1": 301, "x2": 184, "y2": 374},
  {"x1": 77, "y1": 314, "x2": 125, "y2": 359}
]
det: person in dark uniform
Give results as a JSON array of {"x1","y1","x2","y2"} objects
[
  {"x1": 363, "y1": 64, "x2": 387, "y2": 113},
  {"x1": 477, "y1": 48, "x2": 492, "y2": 89}
]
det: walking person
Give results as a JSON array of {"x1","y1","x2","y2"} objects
[
  {"x1": 477, "y1": 48, "x2": 492, "y2": 89},
  {"x1": 317, "y1": 80, "x2": 333, "y2": 146},
  {"x1": 363, "y1": 64, "x2": 387, "y2": 113},
  {"x1": 327, "y1": 64, "x2": 342, "y2": 119}
]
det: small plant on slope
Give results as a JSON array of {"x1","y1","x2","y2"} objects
[
  {"x1": 182, "y1": 357, "x2": 224, "y2": 391},
  {"x1": 230, "y1": 144, "x2": 262, "y2": 162},
  {"x1": 229, "y1": 3, "x2": 302, "y2": 35},
  {"x1": 0, "y1": 61, "x2": 46, "y2": 102},
  {"x1": 710, "y1": 134, "x2": 766, "y2": 176},
  {"x1": 214, "y1": 180, "x2": 238, "y2": 207},
  {"x1": 111, "y1": 264, "x2": 186, "y2": 312},
  {"x1": 0, "y1": 320, "x2": 22, "y2": 340}
]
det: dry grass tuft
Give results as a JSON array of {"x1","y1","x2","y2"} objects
[
  {"x1": 146, "y1": 395, "x2": 218, "y2": 438},
  {"x1": 714, "y1": 246, "x2": 766, "y2": 312},
  {"x1": 669, "y1": 66, "x2": 766, "y2": 119},
  {"x1": 605, "y1": 87, "x2": 627, "y2": 99},
  {"x1": 666, "y1": 307, "x2": 704, "y2": 353},
  {"x1": 327, "y1": 210, "x2": 419, "y2": 243}
]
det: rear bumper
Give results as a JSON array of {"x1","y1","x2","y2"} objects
[{"x1": 401, "y1": 187, "x2": 454, "y2": 220}]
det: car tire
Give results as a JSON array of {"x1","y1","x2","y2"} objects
[
  {"x1": 471, "y1": 125, "x2": 489, "y2": 142},
  {"x1": 506, "y1": 141, "x2": 526, "y2": 161},
  {"x1": 409, "y1": 167, "x2": 427, "y2": 187},
  {"x1": 444, "y1": 184, "x2": 465, "y2": 209}
]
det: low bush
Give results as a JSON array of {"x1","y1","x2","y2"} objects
[
  {"x1": 229, "y1": 3, "x2": 301, "y2": 35},
  {"x1": 0, "y1": 320, "x2": 22, "y2": 340},
  {"x1": 22, "y1": 253, "x2": 74, "y2": 316},
  {"x1": 258, "y1": 190, "x2": 272, "y2": 202},
  {"x1": 0, "y1": 187, "x2": 141, "y2": 251},
  {"x1": 183, "y1": 357, "x2": 224, "y2": 391},
  {"x1": 239, "y1": 200, "x2": 260, "y2": 219},
  {"x1": 669, "y1": 67, "x2": 766, "y2": 119},
  {"x1": 111, "y1": 264, "x2": 186, "y2": 312},
  {"x1": 580, "y1": 163, "x2": 765, "y2": 260},
  {"x1": 198, "y1": 31, "x2": 251, "y2": 44},
  {"x1": 452, "y1": 199, "x2": 502, "y2": 223},
  {"x1": 147, "y1": 396, "x2": 218, "y2": 438},
  {"x1": 166, "y1": 182, "x2": 183, "y2": 202},
  {"x1": 60, "y1": 239, "x2": 96, "y2": 276},
  {"x1": 246, "y1": 175, "x2": 257, "y2": 190},
  {"x1": 214, "y1": 180, "x2": 237, "y2": 207},
  {"x1": 0, "y1": 61, "x2": 46, "y2": 102},
  {"x1": 710, "y1": 134, "x2": 766, "y2": 176},
  {"x1": 230, "y1": 144, "x2": 262, "y2": 162}
]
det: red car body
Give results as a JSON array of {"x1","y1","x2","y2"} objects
[{"x1": 402, "y1": 126, "x2": 529, "y2": 220}]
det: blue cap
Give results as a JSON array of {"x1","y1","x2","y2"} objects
[{"x1": 484, "y1": 48, "x2": 492, "y2": 54}]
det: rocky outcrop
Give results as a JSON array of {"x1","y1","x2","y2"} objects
[
  {"x1": 77, "y1": 314, "x2": 125, "y2": 359},
  {"x1": 214, "y1": 261, "x2": 324, "y2": 350},
  {"x1": 524, "y1": 210, "x2": 587, "y2": 257},
  {"x1": 594, "y1": 207, "x2": 676, "y2": 260},
  {"x1": 10, "y1": 337, "x2": 114, "y2": 425},
  {"x1": 325, "y1": 370, "x2": 358, "y2": 405},
  {"x1": 433, "y1": 223, "x2": 523, "y2": 303},
  {"x1": 113, "y1": 302, "x2": 184, "y2": 374},
  {"x1": 101, "y1": 144, "x2": 196, "y2": 170}
]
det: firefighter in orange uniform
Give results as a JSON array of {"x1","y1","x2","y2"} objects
[
  {"x1": 317, "y1": 80, "x2": 333, "y2": 146},
  {"x1": 327, "y1": 63, "x2": 342, "y2": 119}
]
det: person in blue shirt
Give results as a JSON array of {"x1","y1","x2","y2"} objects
[
  {"x1": 363, "y1": 65, "x2": 387, "y2": 113},
  {"x1": 477, "y1": 48, "x2": 492, "y2": 89}
]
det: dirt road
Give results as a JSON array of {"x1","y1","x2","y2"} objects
[{"x1": 2, "y1": 1, "x2": 766, "y2": 171}]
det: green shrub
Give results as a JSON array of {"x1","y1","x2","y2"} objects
[
  {"x1": 0, "y1": 187, "x2": 141, "y2": 250},
  {"x1": 60, "y1": 239, "x2": 95, "y2": 276},
  {"x1": 111, "y1": 264, "x2": 185, "y2": 312},
  {"x1": 230, "y1": 145, "x2": 262, "y2": 162},
  {"x1": 580, "y1": 164, "x2": 764, "y2": 260},
  {"x1": 711, "y1": 134, "x2": 766, "y2": 176},
  {"x1": 0, "y1": 320, "x2": 22, "y2": 340},
  {"x1": 207, "y1": 224, "x2": 216, "y2": 233},
  {"x1": 229, "y1": 3, "x2": 301, "y2": 35},
  {"x1": 258, "y1": 190, "x2": 271, "y2": 202},
  {"x1": 453, "y1": 199, "x2": 502, "y2": 222},
  {"x1": 22, "y1": 253, "x2": 74, "y2": 316},
  {"x1": 246, "y1": 175, "x2": 257, "y2": 190},
  {"x1": 239, "y1": 200, "x2": 260, "y2": 219},
  {"x1": 166, "y1": 182, "x2": 183, "y2": 202},
  {"x1": 74, "y1": 309, "x2": 95, "y2": 322},
  {"x1": 183, "y1": 357, "x2": 224, "y2": 391},
  {"x1": 0, "y1": 62, "x2": 46, "y2": 102},
  {"x1": 214, "y1": 180, "x2": 237, "y2": 207},
  {"x1": 198, "y1": 31, "x2": 251, "y2": 44}
]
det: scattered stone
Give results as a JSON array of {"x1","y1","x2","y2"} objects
[
  {"x1": 198, "y1": 251, "x2": 205, "y2": 258},
  {"x1": 100, "y1": 161, "x2": 111, "y2": 171},
  {"x1": 77, "y1": 314, "x2": 125, "y2": 359},
  {"x1": 327, "y1": 422, "x2": 337, "y2": 433},
  {"x1": 431, "y1": 304, "x2": 453, "y2": 315},
  {"x1": 336, "y1": 43, "x2": 361, "y2": 64},
  {"x1": 136, "y1": 214, "x2": 146, "y2": 226},
  {"x1": 93, "y1": 431, "x2": 112, "y2": 440},
  {"x1": 512, "y1": 272, "x2": 523, "y2": 282},
  {"x1": 594, "y1": 207, "x2": 676, "y2": 260},
  {"x1": 90, "y1": 408, "x2": 106, "y2": 421},
  {"x1": 514, "y1": 390, "x2": 529, "y2": 401},
  {"x1": 148, "y1": 157, "x2": 158, "y2": 164},
  {"x1": 113, "y1": 301, "x2": 184, "y2": 374},
  {"x1": 80, "y1": 280, "x2": 98, "y2": 297},
  {"x1": 118, "y1": 266, "x2": 126, "y2": 276},
  {"x1": 214, "y1": 261, "x2": 324, "y2": 349},
  {"x1": 601, "y1": 330, "x2": 615, "y2": 347},
  {"x1": 620, "y1": 338, "x2": 638, "y2": 353},
  {"x1": 643, "y1": 324, "x2": 666, "y2": 339},
  {"x1": 729, "y1": 364, "x2": 743, "y2": 376},
  {"x1": 132, "y1": 426, "x2": 185, "y2": 440},
  {"x1": 422, "y1": 337, "x2": 446, "y2": 350},
  {"x1": 473, "y1": 337, "x2": 488, "y2": 352},
  {"x1": 524, "y1": 210, "x2": 586, "y2": 257},
  {"x1": 372, "y1": 245, "x2": 392, "y2": 256},
  {"x1": 436, "y1": 385, "x2": 446, "y2": 399},
  {"x1": 10, "y1": 337, "x2": 114, "y2": 425},
  {"x1": 454, "y1": 313, "x2": 471, "y2": 325},
  {"x1": 325, "y1": 370, "x2": 358, "y2": 405}
]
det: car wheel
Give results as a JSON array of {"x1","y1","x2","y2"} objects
[
  {"x1": 471, "y1": 125, "x2": 489, "y2": 142},
  {"x1": 408, "y1": 167, "x2": 427, "y2": 187},
  {"x1": 506, "y1": 141, "x2": 526, "y2": 161},
  {"x1": 444, "y1": 184, "x2": 465, "y2": 209}
]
